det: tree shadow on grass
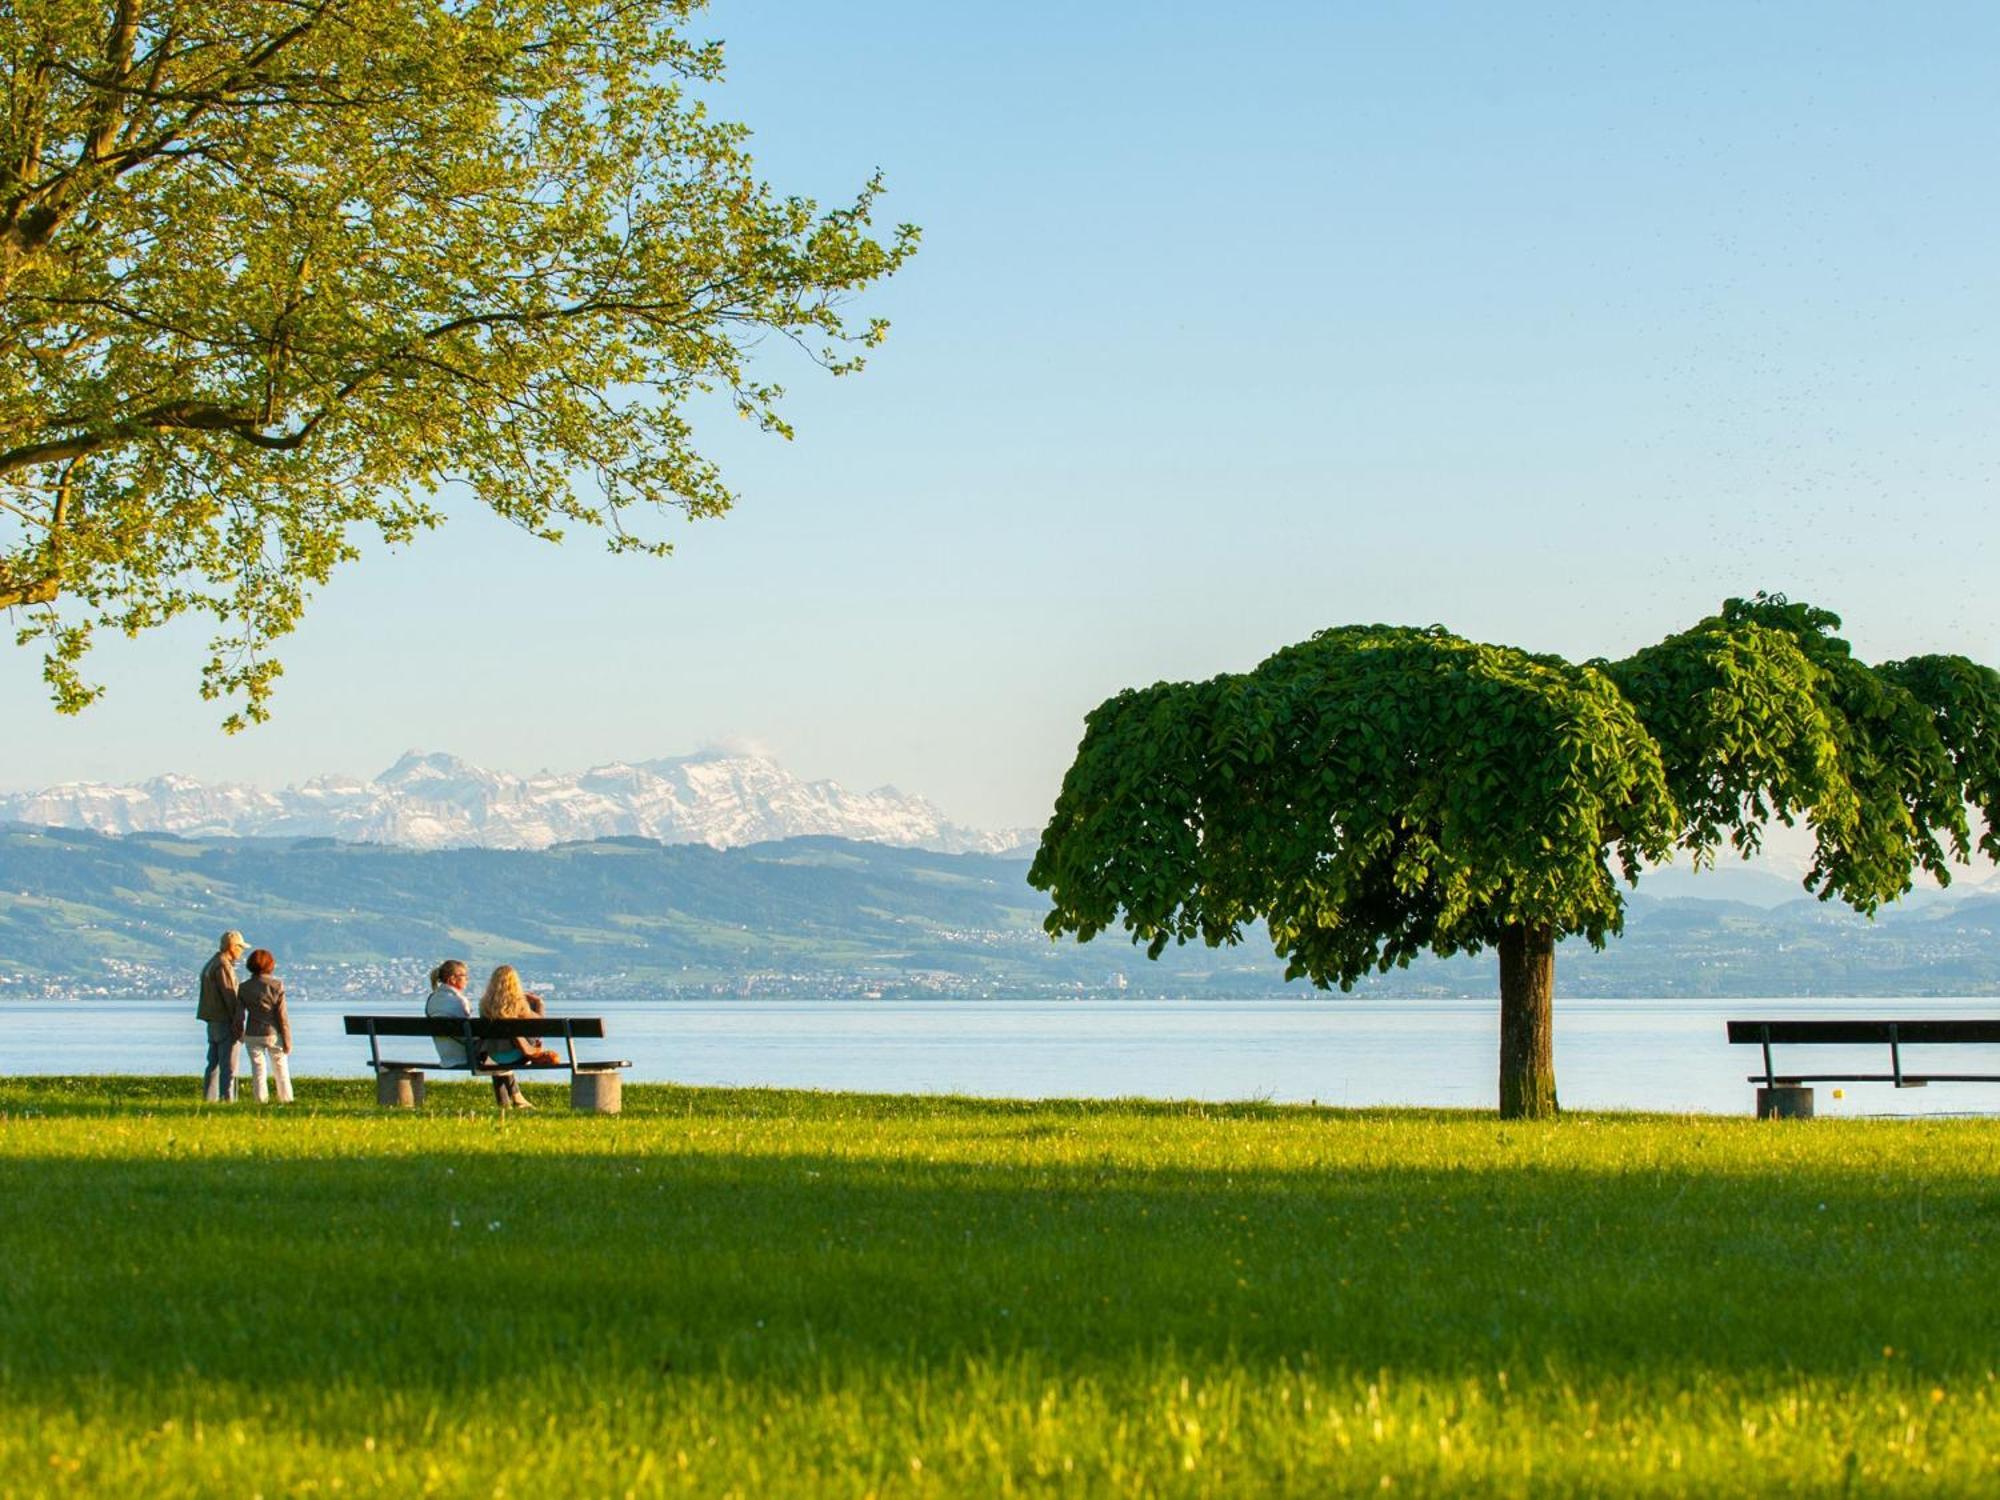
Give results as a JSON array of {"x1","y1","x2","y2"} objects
[{"x1": 3, "y1": 1139, "x2": 1994, "y2": 1406}]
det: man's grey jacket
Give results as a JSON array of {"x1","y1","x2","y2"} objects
[{"x1": 197, "y1": 951, "x2": 238, "y2": 1025}]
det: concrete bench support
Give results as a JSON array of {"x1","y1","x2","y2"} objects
[
  {"x1": 377, "y1": 1067, "x2": 426, "y2": 1110},
  {"x1": 571, "y1": 1069, "x2": 622, "y2": 1115},
  {"x1": 1756, "y1": 1084, "x2": 1813, "y2": 1120}
]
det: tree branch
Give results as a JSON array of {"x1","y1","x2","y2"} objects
[
  {"x1": 0, "y1": 399, "x2": 323, "y2": 478},
  {"x1": 85, "y1": 0, "x2": 143, "y2": 166},
  {"x1": 2, "y1": 4, "x2": 339, "y2": 269},
  {"x1": 0, "y1": 570, "x2": 60, "y2": 609},
  {"x1": 0, "y1": 456, "x2": 76, "y2": 608}
]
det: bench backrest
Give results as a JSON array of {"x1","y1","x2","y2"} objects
[
  {"x1": 1727, "y1": 1019, "x2": 2000, "y2": 1046},
  {"x1": 342, "y1": 1015, "x2": 608, "y2": 1040}
]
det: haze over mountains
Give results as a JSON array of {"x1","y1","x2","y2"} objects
[{"x1": 0, "y1": 749, "x2": 1036, "y2": 855}]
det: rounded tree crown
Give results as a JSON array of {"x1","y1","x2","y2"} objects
[{"x1": 1030, "y1": 624, "x2": 1677, "y2": 988}]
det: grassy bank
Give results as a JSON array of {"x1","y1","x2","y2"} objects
[{"x1": 2, "y1": 1077, "x2": 1996, "y2": 1496}]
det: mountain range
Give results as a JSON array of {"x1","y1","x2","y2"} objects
[{"x1": 0, "y1": 749, "x2": 1034, "y2": 855}]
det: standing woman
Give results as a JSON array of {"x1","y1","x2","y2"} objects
[{"x1": 236, "y1": 949, "x2": 294, "y2": 1104}]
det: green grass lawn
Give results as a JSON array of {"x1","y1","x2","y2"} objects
[{"x1": 2, "y1": 1078, "x2": 1997, "y2": 1497}]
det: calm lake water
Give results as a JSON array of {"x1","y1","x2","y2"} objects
[{"x1": 6, "y1": 996, "x2": 2000, "y2": 1116}]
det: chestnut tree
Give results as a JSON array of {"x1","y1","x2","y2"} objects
[{"x1": 1029, "y1": 597, "x2": 2000, "y2": 1118}]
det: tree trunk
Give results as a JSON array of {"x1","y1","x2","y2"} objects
[{"x1": 1497, "y1": 922, "x2": 1558, "y2": 1120}]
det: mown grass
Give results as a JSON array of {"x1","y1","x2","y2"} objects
[{"x1": 2, "y1": 1077, "x2": 1997, "y2": 1497}]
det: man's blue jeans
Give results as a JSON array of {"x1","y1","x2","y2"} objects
[{"x1": 203, "y1": 1019, "x2": 238, "y2": 1102}]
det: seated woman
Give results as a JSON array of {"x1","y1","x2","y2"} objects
[
  {"x1": 424, "y1": 959, "x2": 474, "y2": 1066},
  {"x1": 477, "y1": 964, "x2": 558, "y2": 1109}
]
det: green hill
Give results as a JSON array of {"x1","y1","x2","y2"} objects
[{"x1": 3, "y1": 823, "x2": 1998, "y2": 999}]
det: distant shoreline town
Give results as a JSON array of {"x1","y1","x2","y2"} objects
[{"x1": 6, "y1": 823, "x2": 1999, "y2": 1003}]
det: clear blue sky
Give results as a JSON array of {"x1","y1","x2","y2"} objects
[{"x1": 5, "y1": 0, "x2": 1998, "y2": 830}]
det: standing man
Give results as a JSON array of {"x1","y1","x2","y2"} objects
[{"x1": 198, "y1": 930, "x2": 247, "y2": 1102}]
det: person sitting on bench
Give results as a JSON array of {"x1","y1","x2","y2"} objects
[
  {"x1": 424, "y1": 959, "x2": 474, "y2": 1066},
  {"x1": 478, "y1": 964, "x2": 559, "y2": 1110}
]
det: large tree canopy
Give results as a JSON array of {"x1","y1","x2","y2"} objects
[
  {"x1": 1031, "y1": 627, "x2": 1680, "y2": 983},
  {"x1": 1030, "y1": 598, "x2": 2000, "y2": 1118},
  {"x1": 0, "y1": 0, "x2": 915, "y2": 724}
]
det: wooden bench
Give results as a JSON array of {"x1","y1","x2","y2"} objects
[
  {"x1": 1727, "y1": 1018, "x2": 2000, "y2": 1118},
  {"x1": 343, "y1": 1014, "x2": 631, "y2": 1113}
]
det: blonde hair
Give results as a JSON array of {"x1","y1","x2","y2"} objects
[
  {"x1": 429, "y1": 959, "x2": 468, "y2": 989},
  {"x1": 479, "y1": 964, "x2": 533, "y2": 1019}
]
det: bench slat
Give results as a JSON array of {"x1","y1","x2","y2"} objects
[
  {"x1": 1749, "y1": 1073, "x2": 2000, "y2": 1084},
  {"x1": 342, "y1": 1015, "x2": 607, "y2": 1039},
  {"x1": 1726, "y1": 1019, "x2": 2000, "y2": 1046},
  {"x1": 369, "y1": 1058, "x2": 575, "y2": 1070}
]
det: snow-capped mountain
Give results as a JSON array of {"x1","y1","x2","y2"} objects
[{"x1": 0, "y1": 750, "x2": 1037, "y2": 855}]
